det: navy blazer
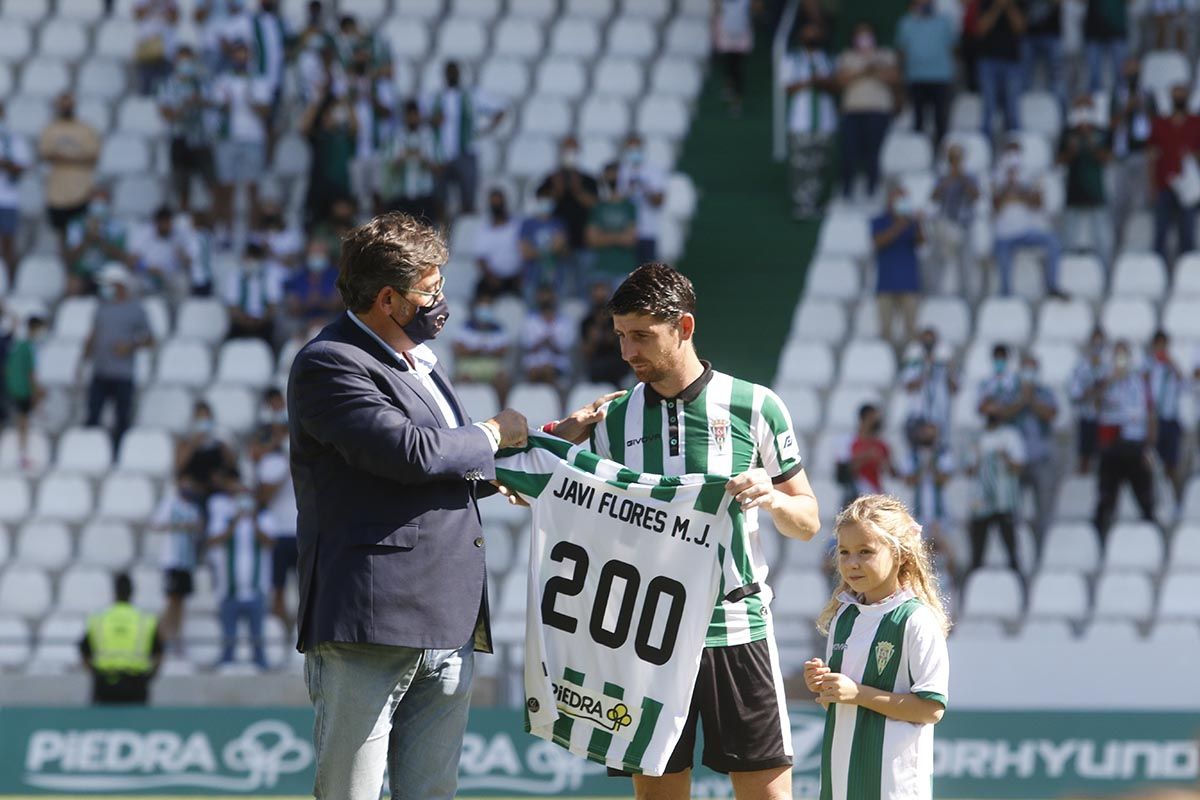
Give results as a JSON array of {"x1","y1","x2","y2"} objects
[{"x1": 287, "y1": 313, "x2": 496, "y2": 653}]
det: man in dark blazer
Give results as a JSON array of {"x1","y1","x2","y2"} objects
[{"x1": 287, "y1": 213, "x2": 527, "y2": 800}]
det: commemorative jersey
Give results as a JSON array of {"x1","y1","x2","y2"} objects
[
  {"x1": 496, "y1": 433, "x2": 737, "y2": 776},
  {"x1": 821, "y1": 590, "x2": 950, "y2": 800},
  {"x1": 589, "y1": 364, "x2": 803, "y2": 647}
]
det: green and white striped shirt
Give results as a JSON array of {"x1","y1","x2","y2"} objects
[
  {"x1": 496, "y1": 433, "x2": 737, "y2": 776},
  {"x1": 588, "y1": 364, "x2": 804, "y2": 647},
  {"x1": 821, "y1": 589, "x2": 949, "y2": 800}
]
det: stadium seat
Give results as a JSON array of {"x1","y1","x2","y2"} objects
[
  {"x1": 976, "y1": 297, "x2": 1033, "y2": 344},
  {"x1": 508, "y1": 384, "x2": 561, "y2": 426},
  {"x1": 960, "y1": 568, "x2": 1023, "y2": 622},
  {"x1": 664, "y1": 173, "x2": 697, "y2": 220},
  {"x1": 115, "y1": 428, "x2": 175, "y2": 475},
  {"x1": 1052, "y1": 475, "x2": 1097, "y2": 521},
  {"x1": 1010, "y1": 130, "x2": 1052, "y2": 174},
  {"x1": 19, "y1": 57, "x2": 71, "y2": 97},
  {"x1": 1029, "y1": 341, "x2": 1076, "y2": 386},
  {"x1": 824, "y1": 386, "x2": 883, "y2": 430},
  {"x1": 1161, "y1": 298, "x2": 1200, "y2": 341},
  {"x1": 771, "y1": 385, "x2": 820, "y2": 435},
  {"x1": 1158, "y1": 572, "x2": 1200, "y2": 619},
  {"x1": 775, "y1": 341, "x2": 835, "y2": 388},
  {"x1": 96, "y1": 473, "x2": 157, "y2": 523},
  {"x1": 115, "y1": 96, "x2": 167, "y2": 138},
  {"x1": 135, "y1": 386, "x2": 195, "y2": 434},
  {"x1": 492, "y1": 18, "x2": 544, "y2": 60},
  {"x1": 1013, "y1": 619, "x2": 1073, "y2": 642},
  {"x1": 478, "y1": 58, "x2": 530, "y2": 99},
  {"x1": 340, "y1": 0, "x2": 389, "y2": 23},
  {"x1": 636, "y1": 95, "x2": 690, "y2": 140},
  {"x1": 272, "y1": 131, "x2": 311, "y2": 178},
  {"x1": 31, "y1": 614, "x2": 86, "y2": 670},
  {"x1": 1140, "y1": 50, "x2": 1191, "y2": 107},
  {"x1": 1040, "y1": 522, "x2": 1101, "y2": 573},
  {"x1": 38, "y1": 19, "x2": 88, "y2": 61},
  {"x1": 577, "y1": 135, "x2": 618, "y2": 174},
  {"x1": 454, "y1": 383, "x2": 499, "y2": 424},
  {"x1": 3, "y1": 95, "x2": 49, "y2": 138},
  {"x1": 804, "y1": 256, "x2": 861, "y2": 300},
  {"x1": 770, "y1": 569, "x2": 831, "y2": 620},
  {"x1": 99, "y1": 133, "x2": 152, "y2": 176},
  {"x1": 38, "y1": 339, "x2": 85, "y2": 391},
  {"x1": 214, "y1": 339, "x2": 275, "y2": 387},
  {"x1": 155, "y1": 339, "x2": 213, "y2": 388},
  {"x1": 14, "y1": 253, "x2": 66, "y2": 302},
  {"x1": 508, "y1": 0, "x2": 557, "y2": 19},
  {"x1": 564, "y1": 0, "x2": 614, "y2": 17},
  {"x1": 620, "y1": 0, "x2": 671, "y2": 20},
  {"x1": 0, "y1": 565, "x2": 52, "y2": 620},
  {"x1": 175, "y1": 297, "x2": 230, "y2": 344},
  {"x1": 0, "y1": 616, "x2": 33, "y2": 668},
  {"x1": 1093, "y1": 572, "x2": 1155, "y2": 622},
  {"x1": 664, "y1": 17, "x2": 709, "y2": 58},
  {"x1": 435, "y1": 18, "x2": 488, "y2": 60},
  {"x1": 1170, "y1": 524, "x2": 1200, "y2": 569},
  {"x1": 113, "y1": 175, "x2": 165, "y2": 219},
  {"x1": 608, "y1": 17, "x2": 657, "y2": 60},
  {"x1": 949, "y1": 618, "x2": 1007, "y2": 639},
  {"x1": 51, "y1": 296, "x2": 98, "y2": 340},
  {"x1": 535, "y1": 57, "x2": 588, "y2": 99},
  {"x1": 1, "y1": 0, "x2": 46, "y2": 21},
  {"x1": 1147, "y1": 619, "x2": 1200, "y2": 646},
  {"x1": 55, "y1": 428, "x2": 114, "y2": 476},
  {"x1": 578, "y1": 96, "x2": 631, "y2": 138},
  {"x1": 204, "y1": 384, "x2": 258, "y2": 434},
  {"x1": 1111, "y1": 252, "x2": 1168, "y2": 300},
  {"x1": 550, "y1": 17, "x2": 602, "y2": 59},
  {"x1": 651, "y1": 57, "x2": 703, "y2": 99},
  {"x1": 815, "y1": 211, "x2": 871, "y2": 259},
  {"x1": 791, "y1": 299, "x2": 848, "y2": 344},
  {"x1": 520, "y1": 97, "x2": 573, "y2": 138},
  {"x1": 1081, "y1": 619, "x2": 1140, "y2": 645},
  {"x1": 1100, "y1": 298, "x2": 1157, "y2": 342},
  {"x1": 57, "y1": 566, "x2": 113, "y2": 615},
  {"x1": 915, "y1": 296, "x2": 971, "y2": 346},
  {"x1": 880, "y1": 131, "x2": 933, "y2": 176},
  {"x1": 15, "y1": 519, "x2": 72, "y2": 570},
  {"x1": 34, "y1": 473, "x2": 93, "y2": 523},
  {"x1": 839, "y1": 340, "x2": 896, "y2": 389},
  {"x1": 596, "y1": 58, "x2": 645, "y2": 100},
  {"x1": 78, "y1": 520, "x2": 136, "y2": 570},
  {"x1": 395, "y1": 0, "x2": 444, "y2": 19},
  {"x1": 0, "y1": 63, "x2": 12, "y2": 96},
  {"x1": 1018, "y1": 91, "x2": 1062, "y2": 139},
  {"x1": 449, "y1": 0, "x2": 501, "y2": 17},
  {"x1": 941, "y1": 130, "x2": 991, "y2": 174},
  {"x1": 1026, "y1": 570, "x2": 1089, "y2": 622},
  {"x1": 0, "y1": 429, "x2": 50, "y2": 475},
  {"x1": 507, "y1": 135, "x2": 558, "y2": 179},
  {"x1": 1174, "y1": 251, "x2": 1200, "y2": 294},
  {"x1": 1035, "y1": 298, "x2": 1093, "y2": 344}
]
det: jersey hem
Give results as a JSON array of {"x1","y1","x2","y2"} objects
[{"x1": 703, "y1": 628, "x2": 769, "y2": 648}]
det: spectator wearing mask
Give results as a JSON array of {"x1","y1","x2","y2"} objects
[
  {"x1": 159, "y1": 47, "x2": 215, "y2": 213},
  {"x1": 1068, "y1": 327, "x2": 1109, "y2": 473},
  {"x1": 871, "y1": 183, "x2": 923, "y2": 346},
  {"x1": 1110, "y1": 57, "x2": 1153, "y2": 253},
  {"x1": 427, "y1": 60, "x2": 506, "y2": 219},
  {"x1": 40, "y1": 92, "x2": 101, "y2": 252},
  {"x1": 975, "y1": 0, "x2": 1026, "y2": 135},
  {"x1": 895, "y1": 0, "x2": 957, "y2": 147},
  {"x1": 333, "y1": 13, "x2": 389, "y2": 70},
  {"x1": 835, "y1": 403, "x2": 895, "y2": 507},
  {"x1": 520, "y1": 194, "x2": 570, "y2": 302},
  {"x1": 536, "y1": 136, "x2": 599, "y2": 256},
  {"x1": 474, "y1": 188, "x2": 523, "y2": 299},
  {"x1": 299, "y1": 86, "x2": 357, "y2": 227},
  {"x1": 966, "y1": 410, "x2": 1024, "y2": 576},
  {"x1": 256, "y1": 200, "x2": 303, "y2": 271},
  {"x1": 992, "y1": 138, "x2": 1065, "y2": 298},
  {"x1": 80, "y1": 265, "x2": 154, "y2": 450},
  {"x1": 131, "y1": 206, "x2": 194, "y2": 301},
  {"x1": 781, "y1": 23, "x2": 838, "y2": 220},
  {"x1": 176, "y1": 400, "x2": 238, "y2": 499},
  {"x1": 283, "y1": 239, "x2": 342, "y2": 339},
  {"x1": 1058, "y1": 95, "x2": 1114, "y2": 268},
  {"x1": 1147, "y1": 330, "x2": 1185, "y2": 514},
  {"x1": 0, "y1": 103, "x2": 31, "y2": 284},
  {"x1": 185, "y1": 210, "x2": 216, "y2": 296},
  {"x1": 899, "y1": 327, "x2": 958, "y2": 441},
  {"x1": 296, "y1": 36, "x2": 346, "y2": 109},
  {"x1": 577, "y1": 281, "x2": 629, "y2": 387},
  {"x1": 211, "y1": 42, "x2": 272, "y2": 242},
  {"x1": 452, "y1": 293, "x2": 513, "y2": 406},
  {"x1": 617, "y1": 134, "x2": 667, "y2": 264},
  {"x1": 345, "y1": 43, "x2": 397, "y2": 215},
  {"x1": 930, "y1": 143, "x2": 981, "y2": 299},
  {"x1": 64, "y1": 187, "x2": 131, "y2": 296},
  {"x1": 207, "y1": 468, "x2": 274, "y2": 670},
  {"x1": 712, "y1": 0, "x2": 757, "y2": 116},
  {"x1": 586, "y1": 162, "x2": 638, "y2": 287},
  {"x1": 978, "y1": 343, "x2": 1018, "y2": 415},
  {"x1": 1148, "y1": 84, "x2": 1200, "y2": 266},
  {"x1": 1083, "y1": 0, "x2": 1128, "y2": 92},
  {"x1": 378, "y1": 99, "x2": 438, "y2": 222},
  {"x1": 4, "y1": 315, "x2": 46, "y2": 472},
  {"x1": 133, "y1": 0, "x2": 178, "y2": 96},
  {"x1": 835, "y1": 23, "x2": 900, "y2": 200},
  {"x1": 250, "y1": 387, "x2": 297, "y2": 641},
  {"x1": 79, "y1": 573, "x2": 164, "y2": 704},
  {"x1": 902, "y1": 419, "x2": 957, "y2": 577},
  {"x1": 995, "y1": 353, "x2": 1058, "y2": 546},
  {"x1": 225, "y1": 241, "x2": 282, "y2": 345},
  {"x1": 1094, "y1": 339, "x2": 1156, "y2": 542},
  {"x1": 151, "y1": 473, "x2": 206, "y2": 651},
  {"x1": 1021, "y1": 0, "x2": 1064, "y2": 105},
  {"x1": 521, "y1": 287, "x2": 576, "y2": 387}
]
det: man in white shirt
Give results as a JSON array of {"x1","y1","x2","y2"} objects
[
  {"x1": 0, "y1": 102, "x2": 31, "y2": 285},
  {"x1": 224, "y1": 240, "x2": 283, "y2": 344},
  {"x1": 617, "y1": 133, "x2": 666, "y2": 264},
  {"x1": 520, "y1": 286, "x2": 576, "y2": 386},
  {"x1": 252, "y1": 387, "x2": 297, "y2": 640},
  {"x1": 474, "y1": 188, "x2": 523, "y2": 298},
  {"x1": 132, "y1": 206, "x2": 195, "y2": 302},
  {"x1": 427, "y1": 61, "x2": 506, "y2": 219},
  {"x1": 992, "y1": 138, "x2": 1066, "y2": 298},
  {"x1": 211, "y1": 42, "x2": 272, "y2": 240},
  {"x1": 782, "y1": 24, "x2": 838, "y2": 220}
]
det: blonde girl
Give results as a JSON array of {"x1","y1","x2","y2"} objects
[{"x1": 804, "y1": 495, "x2": 951, "y2": 800}]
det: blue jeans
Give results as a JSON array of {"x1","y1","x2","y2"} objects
[
  {"x1": 305, "y1": 640, "x2": 474, "y2": 800},
  {"x1": 1021, "y1": 35, "x2": 1064, "y2": 105},
  {"x1": 1086, "y1": 39, "x2": 1127, "y2": 92},
  {"x1": 994, "y1": 230, "x2": 1062, "y2": 295},
  {"x1": 218, "y1": 595, "x2": 266, "y2": 667},
  {"x1": 977, "y1": 58, "x2": 1023, "y2": 134},
  {"x1": 1154, "y1": 187, "x2": 1196, "y2": 264},
  {"x1": 838, "y1": 111, "x2": 891, "y2": 197},
  {"x1": 86, "y1": 375, "x2": 134, "y2": 452}
]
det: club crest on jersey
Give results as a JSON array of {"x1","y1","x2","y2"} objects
[
  {"x1": 710, "y1": 418, "x2": 730, "y2": 449},
  {"x1": 552, "y1": 680, "x2": 639, "y2": 739},
  {"x1": 874, "y1": 641, "x2": 895, "y2": 674}
]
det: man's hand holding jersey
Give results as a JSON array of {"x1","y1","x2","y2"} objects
[{"x1": 726, "y1": 468, "x2": 821, "y2": 541}]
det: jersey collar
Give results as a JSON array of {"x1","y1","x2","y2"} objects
[{"x1": 643, "y1": 360, "x2": 714, "y2": 406}]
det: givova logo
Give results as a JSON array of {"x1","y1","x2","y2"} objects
[
  {"x1": 22, "y1": 719, "x2": 312, "y2": 792},
  {"x1": 552, "y1": 681, "x2": 639, "y2": 739}
]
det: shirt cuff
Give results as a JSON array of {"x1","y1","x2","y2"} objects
[{"x1": 474, "y1": 421, "x2": 500, "y2": 453}]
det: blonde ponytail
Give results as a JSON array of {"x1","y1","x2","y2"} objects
[{"x1": 816, "y1": 495, "x2": 952, "y2": 637}]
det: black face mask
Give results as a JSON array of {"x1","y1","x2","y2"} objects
[
  {"x1": 868, "y1": 420, "x2": 883, "y2": 434},
  {"x1": 490, "y1": 204, "x2": 506, "y2": 218},
  {"x1": 391, "y1": 295, "x2": 450, "y2": 344},
  {"x1": 1175, "y1": 98, "x2": 1189, "y2": 113}
]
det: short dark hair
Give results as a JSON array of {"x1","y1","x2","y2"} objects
[
  {"x1": 337, "y1": 212, "x2": 448, "y2": 313},
  {"x1": 26, "y1": 315, "x2": 46, "y2": 329},
  {"x1": 114, "y1": 572, "x2": 133, "y2": 602},
  {"x1": 154, "y1": 206, "x2": 173, "y2": 221},
  {"x1": 1152, "y1": 329, "x2": 1168, "y2": 343},
  {"x1": 607, "y1": 263, "x2": 697, "y2": 324},
  {"x1": 992, "y1": 343, "x2": 1009, "y2": 359},
  {"x1": 262, "y1": 387, "x2": 283, "y2": 403},
  {"x1": 858, "y1": 403, "x2": 878, "y2": 421}
]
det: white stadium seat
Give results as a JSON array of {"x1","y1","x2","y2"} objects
[
  {"x1": 493, "y1": 18, "x2": 544, "y2": 60},
  {"x1": 96, "y1": 473, "x2": 157, "y2": 523},
  {"x1": 824, "y1": 386, "x2": 883, "y2": 430},
  {"x1": 15, "y1": 519, "x2": 72, "y2": 570},
  {"x1": 520, "y1": 97, "x2": 573, "y2": 138},
  {"x1": 4, "y1": 95, "x2": 49, "y2": 138},
  {"x1": 881, "y1": 131, "x2": 934, "y2": 176},
  {"x1": 1036, "y1": 298, "x2": 1093, "y2": 344},
  {"x1": 55, "y1": 428, "x2": 114, "y2": 476},
  {"x1": 651, "y1": 58, "x2": 703, "y2": 99},
  {"x1": 58, "y1": 0, "x2": 105, "y2": 18},
  {"x1": 961, "y1": 569, "x2": 1023, "y2": 622},
  {"x1": 508, "y1": 384, "x2": 560, "y2": 427},
  {"x1": 14, "y1": 254, "x2": 66, "y2": 302},
  {"x1": 664, "y1": 173, "x2": 697, "y2": 220},
  {"x1": 176, "y1": 297, "x2": 231, "y2": 343},
  {"x1": 1104, "y1": 522, "x2": 1165, "y2": 573},
  {"x1": 57, "y1": 566, "x2": 112, "y2": 615},
  {"x1": 1041, "y1": 522, "x2": 1101, "y2": 573},
  {"x1": 395, "y1": 0, "x2": 444, "y2": 19},
  {"x1": 839, "y1": 340, "x2": 896, "y2": 389},
  {"x1": 791, "y1": 300, "x2": 848, "y2": 344},
  {"x1": 1026, "y1": 570, "x2": 1089, "y2": 621},
  {"x1": 204, "y1": 384, "x2": 258, "y2": 433},
  {"x1": 1, "y1": 0, "x2": 46, "y2": 22},
  {"x1": 339, "y1": 0, "x2": 389, "y2": 23},
  {"x1": 34, "y1": 473, "x2": 93, "y2": 523},
  {"x1": 1081, "y1": 619, "x2": 1140, "y2": 645},
  {"x1": 113, "y1": 175, "x2": 165, "y2": 218},
  {"x1": 941, "y1": 130, "x2": 991, "y2": 174},
  {"x1": 608, "y1": 18, "x2": 658, "y2": 60},
  {"x1": 1140, "y1": 50, "x2": 1191, "y2": 105},
  {"x1": 1029, "y1": 341, "x2": 1076, "y2": 386},
  {"x1": 449, "y1": 0, "x2": 502, "y2": 17},
  {"x1": 0, "y1": 429, "x2": 50, "y2": 475},
  {"x1": 52, "y1": 296, "x2": 98, "y2": 340},
  {"x1": 578, "y1": 136, "x2": 618, "y2": 174},
  {"x1": 804, "y1": 256, "x2": 861, "y2": 300},
  {"x1": 1100, "y1": 298, "x2": 1157, "y2": 344},
  {"x1": 770, "y1": 569, "x2": 832, "y2": 620},
  {"x1": 38, "y1": 20, "x2": 88, "y2": 60},
  {"x1": 916, "y1": 296, "x2": 971, "y2": 345},
  {"x1": 1158, "y1": 572, "x2": 1200, "y2": 619},
  {"x1": 506, "y1": 136, "x2": 557, "y2": 179},
  {"x1": 99, "y1": 133, "x2": 152, "y2": 176},
  {"x1": 1014, "y1": 619, "x2": 1073, "y2": 642},
  {"x1": 536, "y1": 57, "x2": 588, "y2": 99},
  {"x1": 0, "y1": 475, "x2": 31, "y2": 523},
  {"x1": 775, "y1": 341, "x2": 835, "y2": 388},
  {"x1": 19, "y1": 57, "x2": 71, "y2": 97},
  {"x1": 564, "y1": 0, "x2": 614, "y2": 17},
  {"x1": 1093, "y1": 572, "x2": 1155, "y2": 621},
  {"x1": 976, "y1": 297, "x2": 1033, "y2": 344},
  {"x1": 578, "y1": 96, "x2": 631, "y2": 138},
  {"x1": 135, "y1": 386, "x2": 195, "y2": 434},
  {"x1": 1174, "y1": 252, "x2": 1200, "y2": 294},
  {"x1": 508, "y1": 0, "x2": 557, "y2": 20},
  {"x1": 78, "y1": 521, "x2": 136, "y2": 569},
  {"x1": 272, "y1": 132, "x2": 311, "y2": 178},
  {"x1": 550, "y1": 17, "x2": 602, "y2": 59},
  {"x1": 156, "y1": 339, "x2": 213, "y2": 387},
  {"x1": 116, "y1": 96, "x2": 167, "y2": 137},
  {"x1": 1018, "y1": 91, "x2": 1062, "y2": 139},
  {"x1": 1111, "y1": 252, "x2": 1168, "y2": 300},
  {"x1": 116, "y1": 428, "x2": 175, "y2": 475},
  {"x1": 0, "y1": 616, "x2": 33, "y2": 668},
  {"x1": 435, "y1": 18, "x2": 488, "y2": 60},
  {"x1": 0, "y1": 21, "x2": 32, "y2": 64},
  {"x1": 620, "y1": 0, "x2": 671, "y2": 20},
  {"x1": 816, "y1": 211, "x2": 870, "y2": 259},
  {"x1": 595, "y1": 58, "x2": 645, "y2": 100},
  {"x1": 1161, "y1": 298, "x2": 1200, "y2": 341},
  {"x1": 33, "y1": 614, "x2": 87, "y2": 671},
  {"x1": 478, "y1": 58, "x2": 530, "y2": 99},
  {"x1": 1171, "y1": 525, "x2": 1200, "y2": 569},
  {"x1": 215, "y1": 339, "x2": 275, "y2": 387},
  {"x1": 0, "y1": 567, "x2": 52, "y2": 620},
  {"x1": 636, "y1": 95, "x2": 690, "y2": 140},
  {"x1": 664, "y1": 17, "x2": 709, "y2": 58},
  {"x1": 773, "y1": 385, "x2": 821, "y2": 434}
]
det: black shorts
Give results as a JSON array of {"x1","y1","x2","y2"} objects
[
  {"x1": 164, "y1": 568, "x2": 194, "y2": 597},
  {"x1": 272, "y1": 535, "x2": 298, "y2": 590},
  {"x1": 47, "y1": 202, "x2": 88, "y2": 232},
  {"x1": 169, "y1": 139, "x2": 214, "y2": 179},
  {"x1": 8, "y1": 396, "x2": 32, "y2": 415},
  {"x1": 608, "y1": 637, "x2": 793, "y2": 776},
  {"x1": 1157, "y1": 419, "x2": 1182, "y2": 468},
  {"x1": 1078, "y1": 418, "x2": 1098, "y2": 461}
]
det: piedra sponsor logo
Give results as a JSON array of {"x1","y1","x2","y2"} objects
[
  {"x1": 22, "y1": 719, "x2": 312, "y2": 792},
  {"x1": 553, "y1": 681, "x2": 637, "y2": 737}
]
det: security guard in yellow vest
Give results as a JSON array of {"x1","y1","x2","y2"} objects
[{"x1": 78, "y1": 573, "x2": 164, "y2": 704}]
